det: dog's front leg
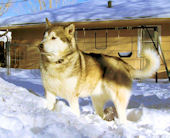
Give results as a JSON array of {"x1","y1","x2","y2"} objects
[
  {"x1": 45, "y1": 91, "x2": 56, "y2": 110},
  {"x1": 91, "y1": 95, "x2": 106, "y2": 118},
  {"x1": 68, "y1": 96, "x2": 80, "y2": 116}
]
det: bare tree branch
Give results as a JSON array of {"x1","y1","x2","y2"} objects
[
  {"x1": 42, "y1": 0, "x2": 46, "y2": 9},
  {"x1": 49, "y1": 0, "x2": 52, "y2": 8},
  {"x1": 0, "y1": 0, "x2": 12, "y2": 16},
  {"x1": 55, "y1": 0, "x2": 58, "y2": 7},
  {"x1": 0, "y1": 0, "x2": 27, "y2": 4},
  {"x1": 16, "y1": 0, "x2": 77, "y2": 14},
  {"x1": 38, "y1": 0, "x2": 42, "y2": 10}
]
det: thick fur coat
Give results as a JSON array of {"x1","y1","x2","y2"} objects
[{"x1": 39, "y1": 19, "x2": 160, "y2": 124}]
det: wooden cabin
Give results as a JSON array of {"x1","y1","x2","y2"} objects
[{"x1": 0, "y1": 0, "x2": 170, "y2": 80}]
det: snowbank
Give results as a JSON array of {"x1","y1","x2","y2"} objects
[{"x1": 0, "y1": 68, "x2": 170, "y2": 137}]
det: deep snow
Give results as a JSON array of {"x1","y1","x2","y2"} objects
[
  {"x1": 0, "y1": 0, "x2": 170, "y2": 137},
  {"x1": 0, "y1": 68, "x2": 170, "y2": 138}
]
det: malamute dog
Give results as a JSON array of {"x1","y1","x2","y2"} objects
[{"x1": 39, "y1": 18, "x2": 160, "y2": 124}]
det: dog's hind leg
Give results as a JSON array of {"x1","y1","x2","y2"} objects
[
  {"x1": 45, "y1": 91, "x2": 56, "y2": 110},
  {"x1": 110, "y1": 87, "x2": 131, "y2": 124},
  {"x1": 91, "y1": 81, "x2": 109, "y2": 118}
]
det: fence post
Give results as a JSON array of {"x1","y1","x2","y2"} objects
[{"x1": 6, "y1": 40, "x2": 11, "y2": 75}]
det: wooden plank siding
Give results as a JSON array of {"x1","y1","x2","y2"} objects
[
  {"x1": 158, "y1": 24, "x2": 170, "y2": 78},
  {"x1": 10, "y1": 28, "x2": 44, "y2": 69},
  {"x1": 8, "y1": 22, "x2": 170, "y2": 79}
]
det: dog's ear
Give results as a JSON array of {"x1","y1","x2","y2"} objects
[
  {"x1": 65, "y1": 24, "x2": 75, "y2": 36},
  {"x1": 45, "y1": 18, "x2": 52, "y2": 29}
]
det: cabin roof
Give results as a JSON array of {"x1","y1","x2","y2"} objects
[{"x1": 0, "y1": 0, "x2": 170, "y2": 28}]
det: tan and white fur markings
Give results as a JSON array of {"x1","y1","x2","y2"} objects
[{"x1": 39, "y1": 18, "x2": 160, "y2": 124}]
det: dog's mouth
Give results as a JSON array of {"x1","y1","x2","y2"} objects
[
  {"x1": 40, "y1": 52, "x2": 65, "y2": 64},
  {"x1": 40, "y1": 51, "x2": 57, "y2": 57},
  {"x1": 40, "y1": 52, "x2": 51, "y2": 55}
]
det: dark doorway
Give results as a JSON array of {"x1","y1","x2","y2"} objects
[{"x1": 0, "y1": 41, "x2": 6, "y2": 67}]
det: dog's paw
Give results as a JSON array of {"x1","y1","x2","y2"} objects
[
  {"x1": 54, "y1": 101, "x2": 73, "y2": 114},
  {"x1": 103, "y1": 106, "x2": 118, "y2": 121},
  {"x1": 43, "y1": 100, "x2": 55, "y2": 110}
]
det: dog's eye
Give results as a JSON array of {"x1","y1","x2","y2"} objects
[{"x1": 52, "y1": 36, "x2": 56, "y2": 40}]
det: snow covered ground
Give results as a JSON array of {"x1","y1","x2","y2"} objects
[{"x1": 0, "y1": 68, "x2": 170, "y2": 138}]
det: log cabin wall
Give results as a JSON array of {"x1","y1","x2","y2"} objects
[
  {"x1": 9, "y1": 21, "x2": 170, "y2": 79},
  {"x1": 159, "y1": 23, "x2": 170, "y2": 78},
  {"x1": 10, "y1": 28, "x2": 44, "y2": 69},
  {"x1": 76, "y1": 29, "x2": 139, "y2": 69}
]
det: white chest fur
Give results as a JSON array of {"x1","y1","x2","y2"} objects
[{"x1": 42, "y1": 68, "x2": 78, "y2": 98}]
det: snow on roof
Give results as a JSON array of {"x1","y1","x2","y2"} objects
[{"x1": 0, "y1": 0, "x2": 170, "y2": 27}]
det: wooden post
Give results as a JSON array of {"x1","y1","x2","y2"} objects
[
  {"x1": 108, "y1": 1, "x2": 112, "y2": 8},
  {"x1": 155, "y1": 72, "x2": 158, "y2": 83},
  {"x1": 6, "y1": 40, "x2": 11, "y2": 75},
  {"x1": 145, "y1": 26, "x2": 170, "y2": 82},
  {"x1": 154, "y1": 28, "x2": 170, "y2": 82},
  {"x1": 154, "y1": 28, "x2": 158, "y2": 83}
]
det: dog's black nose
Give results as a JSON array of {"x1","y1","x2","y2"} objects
[{"x1": 39, "y1": 43, "x2": 44, "y2": 50}]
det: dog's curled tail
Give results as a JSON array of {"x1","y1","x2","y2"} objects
[{"x1": 131, "y1": 49, "x2": 160, "y2": 79}]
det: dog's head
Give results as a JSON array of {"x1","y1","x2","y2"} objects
[{"x1": 39, "y1": 18, "x2": 76, "y2": 62}]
